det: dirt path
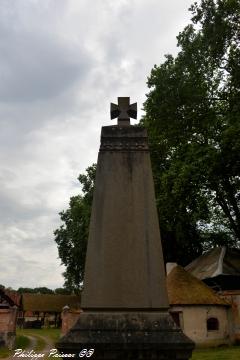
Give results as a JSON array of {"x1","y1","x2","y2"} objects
[
  {"x1": 5, "y1": 333, "x2": 55, "y2": 359},
  {"x1": 5, "y1": 335, "x2": 37, "y2": 360},
  {"x1": 35, "y1": 334, "x2": 55, "y2": 357}
]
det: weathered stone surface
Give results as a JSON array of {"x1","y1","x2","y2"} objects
[
  {"x1": 82, "y1": 126, "x2": 168, "y2": 310},
  {"x1": 57, "y1": 311, "x2": 194, "y2": 359}
]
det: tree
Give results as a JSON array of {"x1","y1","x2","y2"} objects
[
  {"x1": 142, "y1": 0, "x2": 240, "y2": 264},
  {"x1": 54, "y1": 288, "x2": 72, "y2": 295},
  {"x1": 54, "y1": 164, "x2": 96, "y2": 293},
  {"x1": 17, "y1": 287, "x2": 54, "y2": 294}
]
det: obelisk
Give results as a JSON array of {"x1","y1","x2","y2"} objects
[{"x1": 57, "y1": 97, "x2": 194, "y2": 359}]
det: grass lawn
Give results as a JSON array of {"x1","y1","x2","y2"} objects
[
  {"x1": 191, "y1": 346, "x2": 240, "y2": 360},
  {"x1": 0, "y1": 334, "x2": 30, "y2": 358},
  {"x1": 0, "y1": 346, "x2": 11, "y2": 358},
  {"x1": 17, "y1": 327, "x2": 61, "y2": 343}
]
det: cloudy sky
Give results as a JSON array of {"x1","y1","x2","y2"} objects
[{"x1": 0, "y1": 0, "x2": 195, "y2": 290}]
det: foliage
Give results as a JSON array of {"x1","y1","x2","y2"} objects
[
  {"x1": 54, "y1": 287, "x2": 72, "y2": 295},
  {"x1": 54, "y1": 164, "x2": 96, "y2": 293},
  {"x1": 142, "y1": 0, "x2": 240, "y2": 264},
  {"x1": 16, "y1": 287, "x2": 70, "y2": 294},
  {"x1": 17, "y1": 287, "x2": 54, "y2": 294}
]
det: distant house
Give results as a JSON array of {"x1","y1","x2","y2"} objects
[
  {"x1": 186, "y1": 247, "x2": 240, "y2": 341},
  {"x1": 166, "y1": 264, "x2": 232, "y2": 347},
  {"x1": 0, "y1": 289, "x2": 21, "y2": 308},
  {"x1": 19, "y1": 294, "x2": 81, "y2": 328},
  {"x1": 0, "y1": 289, "x2": 18, "y2": 349}
]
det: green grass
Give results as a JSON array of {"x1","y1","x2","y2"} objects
[
  {"x1": 0, "y1": 346, "x2": 10, "y2": 358},
  {"x1": 191, "y1": 346, "x2": 240, "y2": 360},
  {"x1": 0, "y1": 334, "x2": 30, "y2": 358},
  {"x1": 15, "y1": 334, "x2": 31, "y2": 349},
  {"x1": 15, "y1": 328, "x2": 61, "y2": 352}
]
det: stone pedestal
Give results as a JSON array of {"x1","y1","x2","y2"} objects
[
  {"x1": 58, "y1": 311, "x2": 193, "y2": 359},
  {"x1": 57, "y1": 126, "x2": 194, "y2": 359}
]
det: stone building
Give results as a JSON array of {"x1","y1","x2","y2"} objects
[{"x1": 167, "y1": 264, "x2": 232, "y2": 347}]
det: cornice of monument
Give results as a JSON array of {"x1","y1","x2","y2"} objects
[{"x1": 100, "y1": 125, "x2": 149, "y2": 152}]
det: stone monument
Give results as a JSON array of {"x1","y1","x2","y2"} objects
[{"x1": 57, "y1": 97, "x2": 194, "y2": 359}]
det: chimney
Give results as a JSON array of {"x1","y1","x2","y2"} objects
[{"x1": 166, "y1": 262, "x2": 178, "y2": 275}]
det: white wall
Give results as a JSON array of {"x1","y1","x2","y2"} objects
[{"x1": 171, "y1": 305, "x2": 231, "y2": 347}]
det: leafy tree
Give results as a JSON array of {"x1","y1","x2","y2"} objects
[
  {"x1": 54, "y1": 164, "x2": 96, "y2": 293},
  {"x1": 142, "y1": 0, "x2": 240, "y2": 264},
  {"x1": 17, "y1": 287, "x2": 54, "y2": 294},
  {"x1": 54, "y1": 287, "x2": 72, "y2": 295}
]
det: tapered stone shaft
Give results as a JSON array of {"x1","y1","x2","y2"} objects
[{"x1": 82, "y1": 126, "x2": 168, "y2": 310}]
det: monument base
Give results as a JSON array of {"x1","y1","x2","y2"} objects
[{"x1": 57, "y1": 311, "x2": 194, "y2": 359}]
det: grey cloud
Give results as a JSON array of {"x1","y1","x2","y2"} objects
[{"x1": 0, "y1": 29, "x2": 91, "y2": 103}]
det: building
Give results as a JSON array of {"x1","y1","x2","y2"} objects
[
  {"x1": 185, "y1": 247, "x2": 240, "y2": 290},
  {"x1": 167, "y1": 263, "x2": 232, "y2": 347},
  {"x1": 0, "y1": 289, "x2": 18, "y2": 349},
  {"x1": 19, "y1": 293, "x2": 81, "y2": 328},
  {"x1": 186, "y1": 246, "x2": 240, "y2": 341}
]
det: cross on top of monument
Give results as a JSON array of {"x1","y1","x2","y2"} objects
[{"x1": 110, "y1": 97, "x2": 137, "y2": 126}]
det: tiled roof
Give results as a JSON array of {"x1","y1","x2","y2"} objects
[
  {"x1": 4, "y1": 289, "x2": 21, "y2": 307},
  {"x1": 0, "y1": 288, "x2": 20, "y2": 307}
]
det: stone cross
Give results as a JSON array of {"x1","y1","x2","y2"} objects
[{"x1": 110, "y1": 97, "x2": 137, "y2": 126}]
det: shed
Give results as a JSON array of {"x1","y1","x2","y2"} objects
[
  {"x1": 20, "y1": 294, "x2": 81, "y2": 328},
  {"x1": 186, "y1": 247, "x2": 240, "y2": 341},
  {"x1": 167, "y1": 264, "x2": 232, "y2": 347},
  {"x1": 0, "y1": 289, "x2": 18, "y2": 349}
]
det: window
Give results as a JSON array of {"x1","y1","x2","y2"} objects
[
  {"x1": 170, "y1": 312, "x2": 180, "y2": 327},
  {"x1": 207, "y1": 317, "x2": 219, "y2": 331}
]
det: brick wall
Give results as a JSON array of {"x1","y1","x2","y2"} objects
[
  {"x1": 0, "y1": 307, "x2": 18, "y2": 349},
  {"x1": 61, "y1": 308, "x2": 82, "y2": 336}
]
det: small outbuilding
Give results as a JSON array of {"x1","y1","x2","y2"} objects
[
  {"x1": 0, "y1": 289, "x2": 18, "y2": 349},
  {"x1": 167, "y1": 263, "x2": 233, "y2": 347},
  {"x1": 19, "y1": 294, "x2": 81, "y2": 328},
  {"x1": 186, "y1": 246, "x2": 240, "y2": 342}
]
